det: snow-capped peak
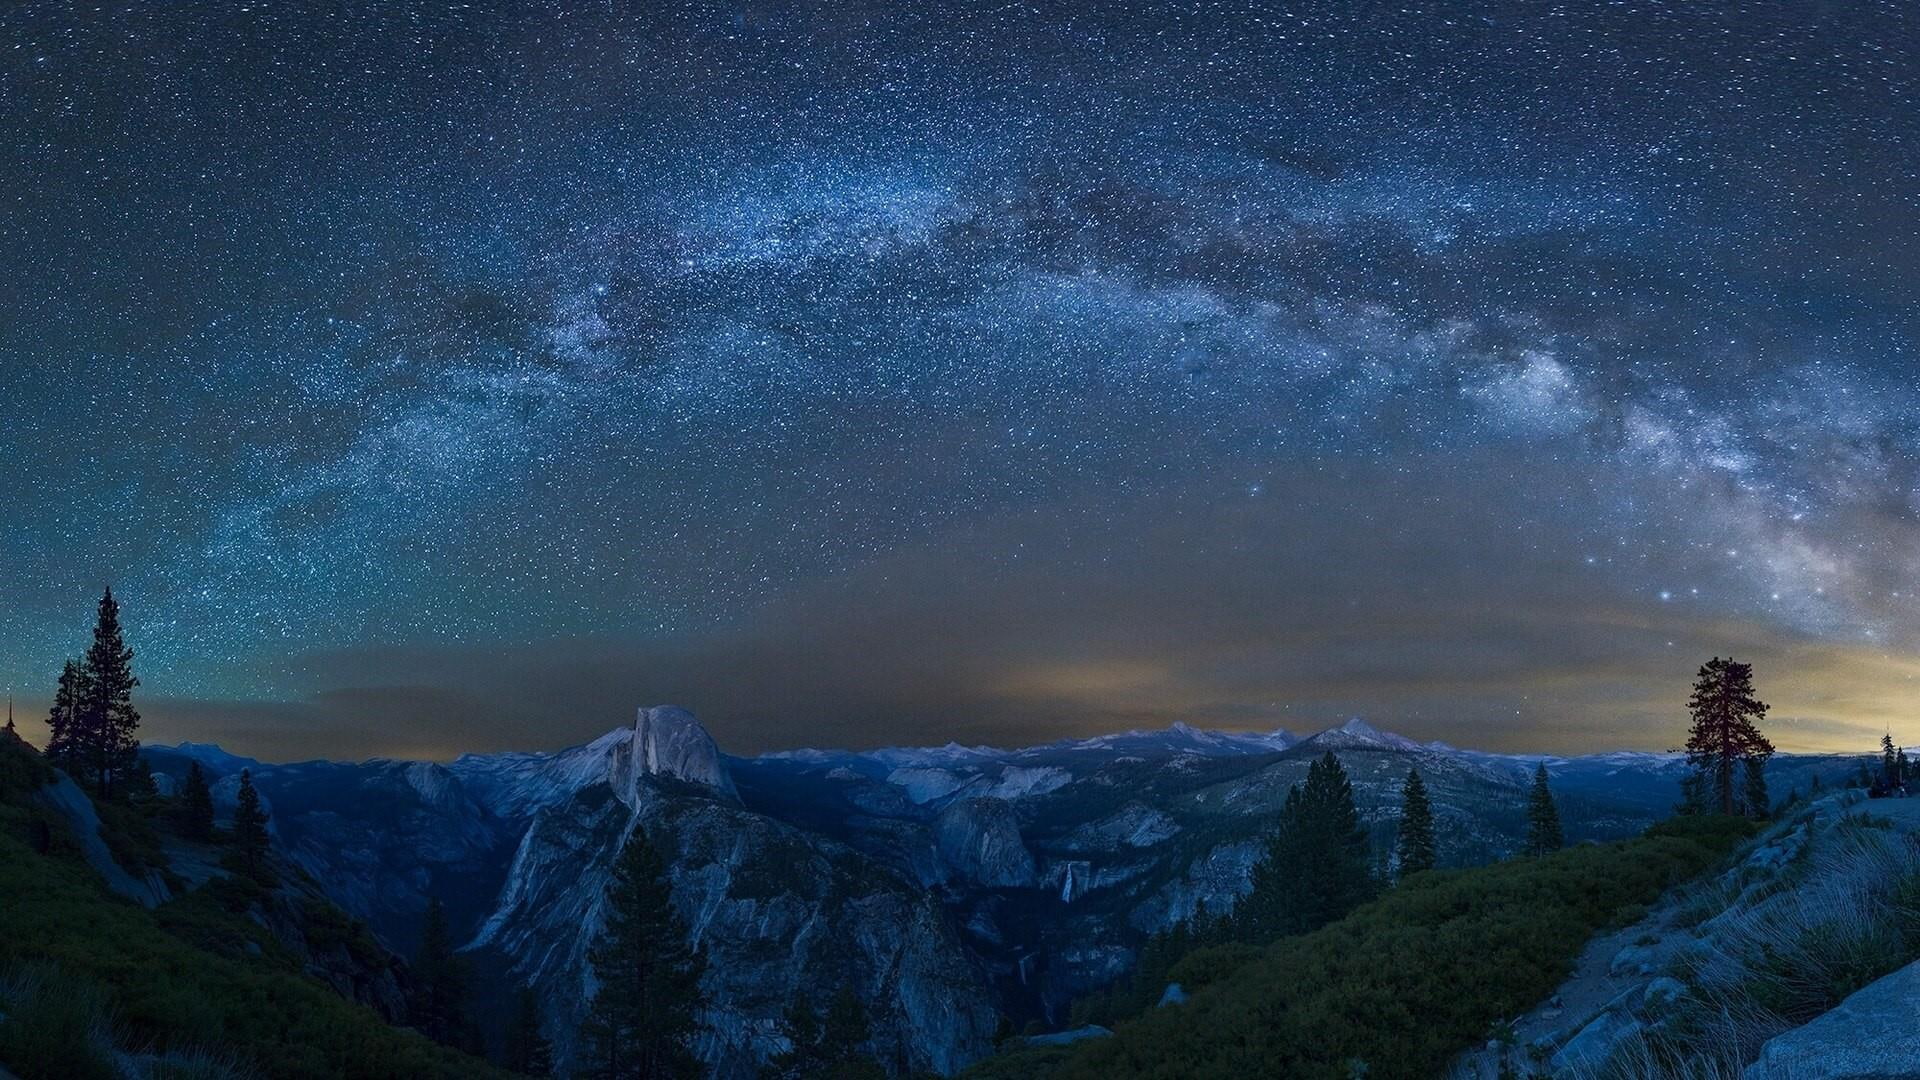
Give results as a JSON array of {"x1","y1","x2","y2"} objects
[
  {"x1": 151, "y1": 741, "x2": 258, "y2": 774},
  {"x1": 1299, "y1": 718, "x2": 1425, "y2": 753}
]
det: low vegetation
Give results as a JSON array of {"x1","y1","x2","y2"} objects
[
  {"x1": 969, "y1": 816, "x2": 1756, "y2": 1080},
  {"x1": 0, "y1": 735, "x2": 507, "y2": 1080},
  {"x1": 1585, "y1": 804, "x2": 1920, "y2": 1078}
]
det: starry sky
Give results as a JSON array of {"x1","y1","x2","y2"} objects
[{"x1": 2, "y1": 2, "x2": 1916, "y2": 761}]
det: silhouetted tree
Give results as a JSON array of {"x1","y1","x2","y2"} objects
[
  {"x1": 180, "y1": 761, "x2": 215, "y2": 840},
  {"x1": 123, "y1": 756, "x2": 158, "y2": 801},
  {"x1": 764, "y1": 993, "x2": 823, "y2": 1079},
  {"x1": 1743, "y1": 757, "x2": 1770, "y2": 820},
  {"x1": 1396, "y1": 767, "x2": 1436, "y2": 877},
  {"x1": 413, "y1": 897, "x2": 471, "y2": 1049},
  {"x1": 504, "y1": 985, "x2": 553, "y2": 1076},
  {"x1": 1683, "y1": 657, "x2": 1774, "y2": 815},
  {"x1": 1237, "y1": 751, "x2": 1374, "y2": 941},
  {"x1": 1677, "y1": 769, "x2": 1707, "y2": 815},
  {"x1": 1899, "y1": 748, "x2": 1911, "y2": 788},
  {"x1": 582, "y1": 826, "x2": 706, "y2": 1079},
  {"x1": 231, "y1": 768, "x2": 271, "y2": 875},
  {"x1": 764, "y1": 985, "x2": 881, "y2": 1080},
  {"x1": 43, "y1": 659, "x2": 85, "y2": 776},
  {"x1": 1525, "y1": 763, "x2": 1563, "y2": 856},
  {"x1": 75, "y1": 588, "x2": 142, "y2": 799}
]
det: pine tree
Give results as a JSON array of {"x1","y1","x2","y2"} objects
[
  {"x1": 582, "y1": 825, "x2": 706, "y2": 1079},
  {"x1": 1683, "y1": 657, "x2": 1774, "y2": 815},
  {"x1": 763, "y1": 986, "x2": 881, "y2": 1080},
  {"x1": 764, "y1": 993, "x2": 824, "y2": 1079},
  {"x1": 413, "y1": 897, "x2": 470, "y2": 1049},
  {"x1": 1677, "y1": 770, "x2": 1707, "y2": 815},
  {"x1": 123, "y1": 756, "x2": 158, "y2": 801},
  {"x1": 43, "y1": 660, "x2": 84, "y2": 775},
  {"x1": 819, "y1": 986, "x2": 881, "y2": 1078},
  {"x1": 1525, "y1": 763, "x2": 1563, "y2": 856},
  {"x1": 504, "y1": 985, "x2": 553, "y2": 1075},
  {"x1": 180, "y1": 761, "x2": 215, "y2": 840},
  {"x1": 1882, "y1": 733, "x2": 1900, "y2": 788},
  {"x1": 231, "y1": 768, "x2": 271, "y2": 876},
  {"x1": 1395, "y1": 767, "x2": 1436, "y2": 877},
  {"x1": 1237, "y1": 751, "x2": 1374, "y2": 942},
  {"x1": 76, "y1": 587, "x2": 142, "y2": 800},
  {"x1": 1743, "y1": 757, "x2": 1770, "y2": 820},
  {"x1": 1898, "y1": 748, "x2": 1911, "y2": 788}
]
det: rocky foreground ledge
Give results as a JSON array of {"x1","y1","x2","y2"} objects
[{"x1": 1452, "y1": 791, "x2": 1920, "y2": 1079}]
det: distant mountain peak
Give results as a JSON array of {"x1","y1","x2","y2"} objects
[
  {"x1": 633, "y1": 705, "x2": 737, "y2": 797},
  {"x1": 150, "y1": 741, "x2": 258, "y2": 774},
  {"x1": 1298, "y1": 718, "x2": 1424, "y2": 753}
]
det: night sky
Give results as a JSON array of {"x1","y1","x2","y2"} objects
[{"x1": 3, "y1": 2, "x2": 1916, "y2": 761}]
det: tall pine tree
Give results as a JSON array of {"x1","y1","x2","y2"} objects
[
  {"x1": 1882, "y1": 732, "x2": 1899, "y2": 788},
  {"x1": 179, "y1": 761, "x2": 215, "y2": 840},
  {"x1": 413, "y1": 897, "x2": 472, "y2": 1049},
  {"x1": 1236, "y1": 751, "x2": 1374, "y2": 942},
  {"x1": 1525, "y1": 763, "x2": 1563, "y2": 856},
  {"x1": 231, "y1": 768, "x2": 271, "y2": 876},
  {"x1": 765, "y1": 986, "x2": 882, "y2": 1079},
  {"x1": 1743, "y1": 757, "x2": 1770, "y2": 820},
  {"x1": 43, "y1": 660, "x2": 85, "y2": 776},
  {"x1": 77, "y1": 587, "x2": 141, "y2": 800},
  {"x1": 1395, "y1": 766, "x2": 1436, "y2": 878},
  {"x1": 582, "y1": 825, "x2": 706, "y2": 1079},
  {"x1": 1683, "y1": 657, "x2": 1774, "y2": 815},
  {"x1": 505, "y1": 986, "x2": 554, "y2": 1076}
]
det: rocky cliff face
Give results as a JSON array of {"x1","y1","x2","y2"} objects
[
  {"x1": 471, "y1": 778, "x2": 996, "y2": 1077},
  {"x1": 152, "y1": 708, "x2": 999, "y2": 1078},
  {"x1": 633, "y1": 705, "x2": 737, "y2": 798},
  {"x1": 935, "y1": 798, "x2": 1039, "y2": 888}
]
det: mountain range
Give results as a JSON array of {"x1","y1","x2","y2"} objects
[{"x1": 139, "y1": 709, "x2": 1869, "y2": 1077}]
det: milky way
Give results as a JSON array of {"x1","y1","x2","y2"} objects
[{"x1": 2, "y1": 2, "x2": 1916, "y2": 759}]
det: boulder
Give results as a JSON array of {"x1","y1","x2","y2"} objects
[
  {"x1": 1609, "y1": 943, "x2": 1660, "y2": 977},
  {"x1": 1642, "y1": 976, "x2": 1688, "y2": 1012},
  {"x1": 1551, "y1": 1007, "x2": 1643, "y2": 1072},
  {"x1": 1743, "y1": 960, "x2": 1920, "y2": 1079},
  {"x1": 32, "y1": 772, "x2": 172, "y2": 908}
]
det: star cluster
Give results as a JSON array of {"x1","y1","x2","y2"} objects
[{"x1": 1, "y1": 2, "x2": 1915, "y2": 758}]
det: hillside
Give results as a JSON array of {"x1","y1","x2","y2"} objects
[
  {"x1": 963, "y1": 815, "x2": 1758, "y2": 1079},
  {"x1": 0, "y1": 731, "x2": 508, "y2": 1080}
]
